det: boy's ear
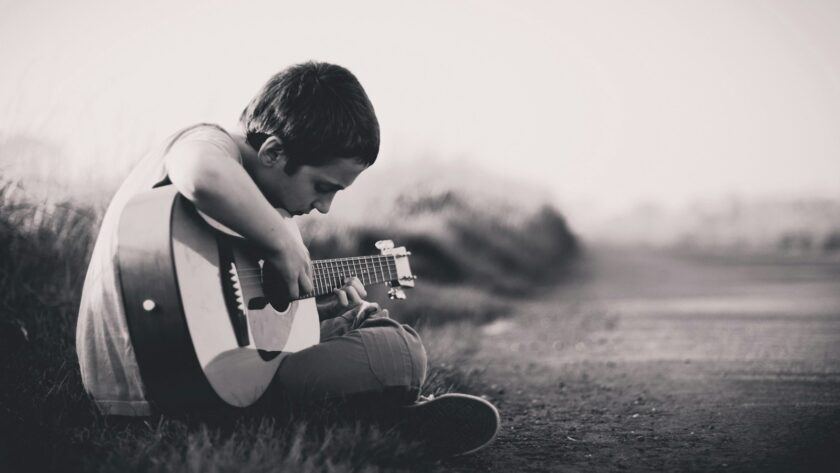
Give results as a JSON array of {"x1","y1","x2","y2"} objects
[{"x1": 257, "y1": 136, "x2": 288, "y2": 168}]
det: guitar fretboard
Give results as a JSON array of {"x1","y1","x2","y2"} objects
[{"x1": 306, "y1": 255, "x2": 398, "y2": 298}]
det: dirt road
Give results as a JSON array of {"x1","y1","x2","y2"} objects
[{"x1": 448, "y1": 247, "x2": 840, "y2": 472}]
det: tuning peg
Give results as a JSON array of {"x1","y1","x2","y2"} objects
[
  {"x1": 375, "y1": 240, "x2": 394, "y2": 251},
  {"x1": 388, "y1": 287, "x2": 407, "y2": 300}
]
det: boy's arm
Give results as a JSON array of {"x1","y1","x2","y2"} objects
[{"x1": 165, "y1": 137, "x2": 313, "y2": 298}]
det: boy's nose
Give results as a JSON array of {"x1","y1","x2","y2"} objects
[{"x1": 313, "y1": 196, "x2": 334, "y2": 214}]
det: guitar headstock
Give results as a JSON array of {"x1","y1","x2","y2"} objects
[{"x1": 375, "y1": 240, "x2": 416, "y2": 300}]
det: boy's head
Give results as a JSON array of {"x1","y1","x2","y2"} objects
[
  {"x1": 240, "y1": 62, "x2": 380, "y2": 174},
  {"x1": 239, "y1": 62, "x2": 379, "y2": 215}
]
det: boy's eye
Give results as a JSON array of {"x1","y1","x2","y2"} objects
[{"x1": 315, "y1": 183, "x2": 339, "y2": 194}]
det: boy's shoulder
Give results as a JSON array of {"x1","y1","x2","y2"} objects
[{"x1": 165, "y1": 123, "x2": 242, "y2": 164}]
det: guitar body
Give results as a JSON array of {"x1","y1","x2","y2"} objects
[{"x1": 118, "y1": 185, "x2": 320, "y2": 412}]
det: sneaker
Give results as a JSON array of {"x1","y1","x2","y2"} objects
[{"x1": 396, "y1": 393, "x2": 501, "y2": 458}]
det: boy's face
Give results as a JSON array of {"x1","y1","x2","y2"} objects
[{"x1": 257, "y1": 156, "x2": 367, "y2": 216}]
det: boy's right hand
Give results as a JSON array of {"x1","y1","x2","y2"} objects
[{"x1": 265, "y1": 239, "x2": 314, "y2": 299}]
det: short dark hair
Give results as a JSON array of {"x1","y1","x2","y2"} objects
[{"x1": 240, "y1": 62, "x2": 380, "y2": 172}]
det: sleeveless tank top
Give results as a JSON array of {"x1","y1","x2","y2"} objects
[{"x1": 76, "y1": 124, "x2": 241, "y2": 416}]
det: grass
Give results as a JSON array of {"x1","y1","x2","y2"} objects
[{"x1": 0, "y1": 177, "x2": 576, "y2": 472}]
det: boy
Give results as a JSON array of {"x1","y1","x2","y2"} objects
[{"x1": 76, "y1": 62, "x2": 498, "y2": 457}]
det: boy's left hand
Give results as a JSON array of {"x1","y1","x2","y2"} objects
[{"x1": 316, "y1": 277, "x2": 367, "y2": 321}]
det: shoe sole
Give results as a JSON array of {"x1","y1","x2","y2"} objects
[{"x1": 398, "y1": 393, "x2": 501, "y2": 457}]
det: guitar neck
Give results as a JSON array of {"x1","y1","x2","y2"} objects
[{"x1": 307, "y1": 255, "x2": 397, "y2": 297}]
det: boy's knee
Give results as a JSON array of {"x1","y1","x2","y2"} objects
[{"x1": 358, "y1": 322, "x2": 427, "y2": 391}]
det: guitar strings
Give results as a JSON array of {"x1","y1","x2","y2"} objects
[
  {"x1": 233, "y1": 262, "x2": 399, "y2": 275},
  {"x1": 234, "y1": 264, "x2": 400, "y2": 281},
  {"x1": 234, "y1": 260, "x2": 399, "y2": 277},
  {"x1": 235, "y1": 270, "x2": 399, "y2": 284},
  {"x1": 233, "y1": 257, "x2": 398, "y2": 271},
  {"x1": 230, "y1": 255, "x2": 402, "y2": 294},
  {"x1": 235, "y1": 265, "x2": 401, "y2": 288},
  {"x1": 233, "y1": 264, "x2": 399, "y2": 275}
]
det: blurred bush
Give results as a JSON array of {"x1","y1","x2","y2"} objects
[
  {"x1": 304, "y1": 187, "x2": 577, "y2": 295},
  {"x1": 0, "y1": 181, "x2": 98, "y2": 335},
  {"x1": 300, "y1": 181, "x2": 577, "y2": 331},
  {"x1": 0, "y1": 180, "x2": 100, "y2": 471}
]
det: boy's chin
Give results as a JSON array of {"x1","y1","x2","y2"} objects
[{"x1": 275, "y1": 207, "x2": 297, "y2": 218}]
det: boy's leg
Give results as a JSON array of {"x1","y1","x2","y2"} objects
[
  {"x1": 266, "y1": 317, "x2": 427, "y2": 408},
  {"x1": 262, "y1": 315, "x2": 501, "y2": 458}
]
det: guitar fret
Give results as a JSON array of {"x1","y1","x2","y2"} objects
[
  {"x1": 371, "y1": 256, "x2": 377, "y2": 283},
  {"x1": 318, "y1": 260, "x2": 325, "y2": 292},
  {"x1": 312, "y1": 261, "x2": 318, "y2": 294},
  {"x1": 308, "y1": 255, "x2": 402, "y2": 295},
  {"x1": 334, "y1": 260, "x2": 340, "y2": 287},
  {"x1": 352, "y1": 258, "x2": 361, "y2": 284},
  {"x1": 316, "y1": 261, "x2": 324, "y2": 295},
  {"x1": 321, "y1": 261, "x2": 329, "y2": 294},
  {"x1": 322, "y1": 260, "x2": 329, "y2": 294},
  {"x1": 370, "y1": 256, "x2": 377, "y2": 283}
]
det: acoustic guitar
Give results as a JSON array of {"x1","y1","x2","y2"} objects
[{"x1": 117, "y1": 185, "x2": 415, "y2": 413}]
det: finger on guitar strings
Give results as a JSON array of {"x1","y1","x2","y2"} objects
[
  {"x1": 344, "y1": 286, "x2": 363, "y2": 305},
  {"x1": 333, "y1": 287, "x2": 350, "y2": 307},
  {"x1": 344, "y1": 276, "x2": 367, "y2": 299}
]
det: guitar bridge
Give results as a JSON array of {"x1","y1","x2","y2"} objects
[{"x1": 217, "y1": 235, "x2": 250, "y2": 347}]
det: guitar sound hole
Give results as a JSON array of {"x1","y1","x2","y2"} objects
[
  {"x1": 266, "y1": 292, "x2": 290, "y2": 312},
  {"x1": 258, "y1": 349, "x2": 282, "y2": 361}
]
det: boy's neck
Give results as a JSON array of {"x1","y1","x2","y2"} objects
[{"x1": 230, "y1": 132, "x2": 259, "y2": 176}]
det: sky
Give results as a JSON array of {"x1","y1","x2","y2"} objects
[{"x1": 1, "y1": 0, "x2": 839, "y2": 230}]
